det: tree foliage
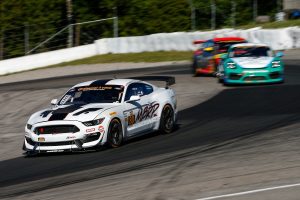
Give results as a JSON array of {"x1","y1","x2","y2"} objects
[{"x1": 0, "y1": 0, "x2": 279, "y2": 59}]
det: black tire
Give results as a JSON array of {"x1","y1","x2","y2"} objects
[
  {"x1": 192, "y1": 59, "x2": 199, "y2": 77},
  {"x1": 223, "y1": 82, "x2": 229, "y2": 86},
  {"x1": 107, "y1": 119, "x2": 123, "y2": 148},
  {"x1": 192, "y1": 67, "x2": 198, "y2": 77},
  {"x1": 159, "y1": 104, "x2": 175, "y2": 134},
  {"x1": 22, "y1": 141, "x2": 26, "y2": 151},
  {"x1": 218, "y1": 77, "x2": 224, "y2": 83}
]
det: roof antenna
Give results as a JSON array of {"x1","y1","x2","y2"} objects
[{"x1": 113, "y1": 74, "x2": 117, "y2": 79}]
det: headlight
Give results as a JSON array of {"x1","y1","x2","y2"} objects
[
  {"x1": 272, "y1": 61, "x2": 281, "y2": 68},
  {"x1": 26, "y1": 124, "x2": 32, "y2": 130},
  {"x1": 227, "y1": 62, "x2": 236, "y2": 69},
  {"x1": 83, "y1": 118, "x2": 105, "y2": 126}
]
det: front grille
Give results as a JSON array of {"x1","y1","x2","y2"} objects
[
  {"x1": 229, "y1": 73, "x2": 242, "y2": 80},
  {"x1": 34, "y1": 125, "x2": 80, "y2": 135},
  {"x1": 244, "y1": 76, "x2": 266, "y2": 81},
  {"x1": 269, "y1": 72, "x2": 280, "y2": 79},
  {"x1": 38, "y1": 141, "x2": 74, "y2": 146},
  {"x1": 25, "y1": 137, "x2": 73, "y2": 146}
]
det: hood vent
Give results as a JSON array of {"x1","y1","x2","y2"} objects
[
  {"x1": 73, "y1": 108, "x2": 102, "y2": 116},
  {"x1": 49, "y1": 113, "x2": 68, "y2": 121}
]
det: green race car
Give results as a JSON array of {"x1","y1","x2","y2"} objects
[{"x1": 217, "y1": 43, "x2": 284, "y2": 85}]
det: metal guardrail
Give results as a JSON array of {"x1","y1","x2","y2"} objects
[{"x1": 26, "y1": 17, "x2": 118, "y2": 55}]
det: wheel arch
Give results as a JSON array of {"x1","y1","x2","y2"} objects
[
  {"x1": 109, "y1": 117, "x2": 123, "y2": 134},
  {"x1": 104, "y1": 117, "x2": 124, "y2": 143}
]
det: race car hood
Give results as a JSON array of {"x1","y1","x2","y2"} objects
[
  {"x1": 28, "y1": 103, "x2": 119, "y2": 125},
  {"x1": 232, "y1": 57, "x2": 273, "y2": 69}
]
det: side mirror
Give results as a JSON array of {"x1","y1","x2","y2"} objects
[
  {"x1": 204, "y1": 47, "x2": 214, "y2": 52},
  {"x1": 127, "y1": 95, "x2": 140, "y2": 103},
  {"x1": 275, "y1": 51, "x2": 284, "y2": 57},
  {"x1": 51, "y1": 99, "x2": 58, "y2": 105}
]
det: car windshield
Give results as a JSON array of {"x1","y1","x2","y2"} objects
[
  {"x1": 216, "y1": 41, "x2": 245, "y2": 53},
  {"x1": 230, "y1": 46, "x2": 272, "y2": 57},
  {"x1": 58, "y1": 85, "x2": 124, "y2": 105}
]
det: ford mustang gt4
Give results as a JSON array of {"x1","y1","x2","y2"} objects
[{"x1": 23, "y1": 76, "x2": 177, "y2": 155}]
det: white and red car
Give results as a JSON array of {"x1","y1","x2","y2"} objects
[{"x1": 23, "y1": 76, "x2": 177, "y2": 154}]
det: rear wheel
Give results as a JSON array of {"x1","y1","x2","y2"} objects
[
  {"x1": 107, "y1": 119, "x2": 123, "y2": 148},
  {"x1": 159, "y1": 105, "x2": 175, "y2": 134}
]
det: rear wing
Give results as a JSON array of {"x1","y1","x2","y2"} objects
[
  {"x1": 129, "y1": 76, "x2": 175, "y2": 89},
  {"x1": 193, "y1": 40, "x2": 206, "y2": 44}
]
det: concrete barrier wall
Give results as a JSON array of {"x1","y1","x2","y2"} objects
[
  {"x1": 95, "y1": 29, "x2": 235, "y2": 54},
  {"x1": 0, "y1": 27, "x2": 299, "y2": 75},
  {"x1": 0, "y1": 44, "x2": 96, "y2": 75},
  {"x1": 95, "y1": 27, "x2": 300, "y2": 54}
]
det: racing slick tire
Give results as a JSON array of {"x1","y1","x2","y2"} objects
[
  {"x1": 192, "y1": 60, "x2": 199, "y2": 77},
  {"x1": 159, "y1": 104, "x2": 175, "y2": 134},
  {"x1": 107, "y1": 118, "x2": 123, "y2": 148},
  {"x1": 218, "y1": 77, "x2": 224, "y2": 83}
]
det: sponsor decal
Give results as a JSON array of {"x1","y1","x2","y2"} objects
[
  {"x1": 86, "y1": 128, "x2": 96, "y2": 133},
  {"x1": 98, "y1": 126, "x2": 105, "y2": 134},
  {"x1": 66, "y1": 135, "x2": 76, "y2": 139},
  {"x1": 38, "y1": 137, "x2": 45, "y2": 142},
  {"x1": 126, "y1": 102, "x2": 159, "y2": 126},
  {"x1": 136, "y1": 102, "x2": 159, "y2": 121},
  {"x1": 109, "y1": 111, "x2": 117, "y2": 116},
  {"x1": 127, "y1": 111, "x2": 136, "y2": 126},
  {"x1": 78, "y1": 86, "x2": 113, "y2": 91},
  {"x1": 60, "y1": 95, "x2": 71, "y2": 105}
]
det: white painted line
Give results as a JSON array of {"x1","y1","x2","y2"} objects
[{"x1": 196, "y1": 183, "x2": 300, "y2": 200}]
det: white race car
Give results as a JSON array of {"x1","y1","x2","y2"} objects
[{"x1": 23, "y1": 76, "x2": 177, "y2": 154}]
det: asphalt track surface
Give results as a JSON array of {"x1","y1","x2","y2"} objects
[{"x1": 0, "y1": 61, "x2": 300, "y2": 199}]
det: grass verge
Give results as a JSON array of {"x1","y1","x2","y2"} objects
[
  {"x1": 238, "y1": 19, "x2": 300, "y2": 29},
  {"x1": 51, "y1": 51, "x2": 192, "y2": 67}
]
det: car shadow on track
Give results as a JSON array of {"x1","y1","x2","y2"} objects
[{"x1": 1, "y1": 83, "x2": 300, "y2": 190}]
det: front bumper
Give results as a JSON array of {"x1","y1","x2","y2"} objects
[
  {"x1": 195, "y1": 67, "x2": 215, "y2": 75},
  {"x1": 193, "y1": 57, "x2": 216, "y2": 75},
  {"x1": 24, "y1": 120, "x2": 106, "y2": 153},
  {"x1": 224, "y1": 69, "x2": 284, "y2": 84}
]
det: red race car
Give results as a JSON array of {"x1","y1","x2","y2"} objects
[{"x1": 192, "y1": 37, "x2": 247, "y2": 76}]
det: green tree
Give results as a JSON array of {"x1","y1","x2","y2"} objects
[{"x1": 0, "y1": 0, "x2": 279, "y2": 59}]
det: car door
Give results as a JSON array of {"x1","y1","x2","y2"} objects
[
  {"x1": 139, "y1": 83, "x2": 159, "y2": 129},
  {"x1": 123, "y1": 83, "x2": 151, "y2": 136},
  {"x1": 199, "y1": 41, "x2": 214, "y2": 68}
]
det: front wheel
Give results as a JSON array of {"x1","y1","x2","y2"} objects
[
  {"x1": 218, "y1": 76, "x2": 224, "y2": 83},
  {"x1": 159, "y1": 104, "x2": 175, "y2": 134},
  {"x1": 107, "y1": 119, "x2": 123, "y2": 148}
]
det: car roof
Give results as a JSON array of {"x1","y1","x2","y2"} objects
[
  {"x1": 231, "y1": 43, "x2": 269, "y2": 48},
  {"x1": 72, "y1": 79, "x2": 138, "y2": 88},
  {"x1": 213, "y1": 37, "x2": 246, "y2": 43},
  {"x1": 194, "y1": 37, "x2": 246, "y2": 44}
]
